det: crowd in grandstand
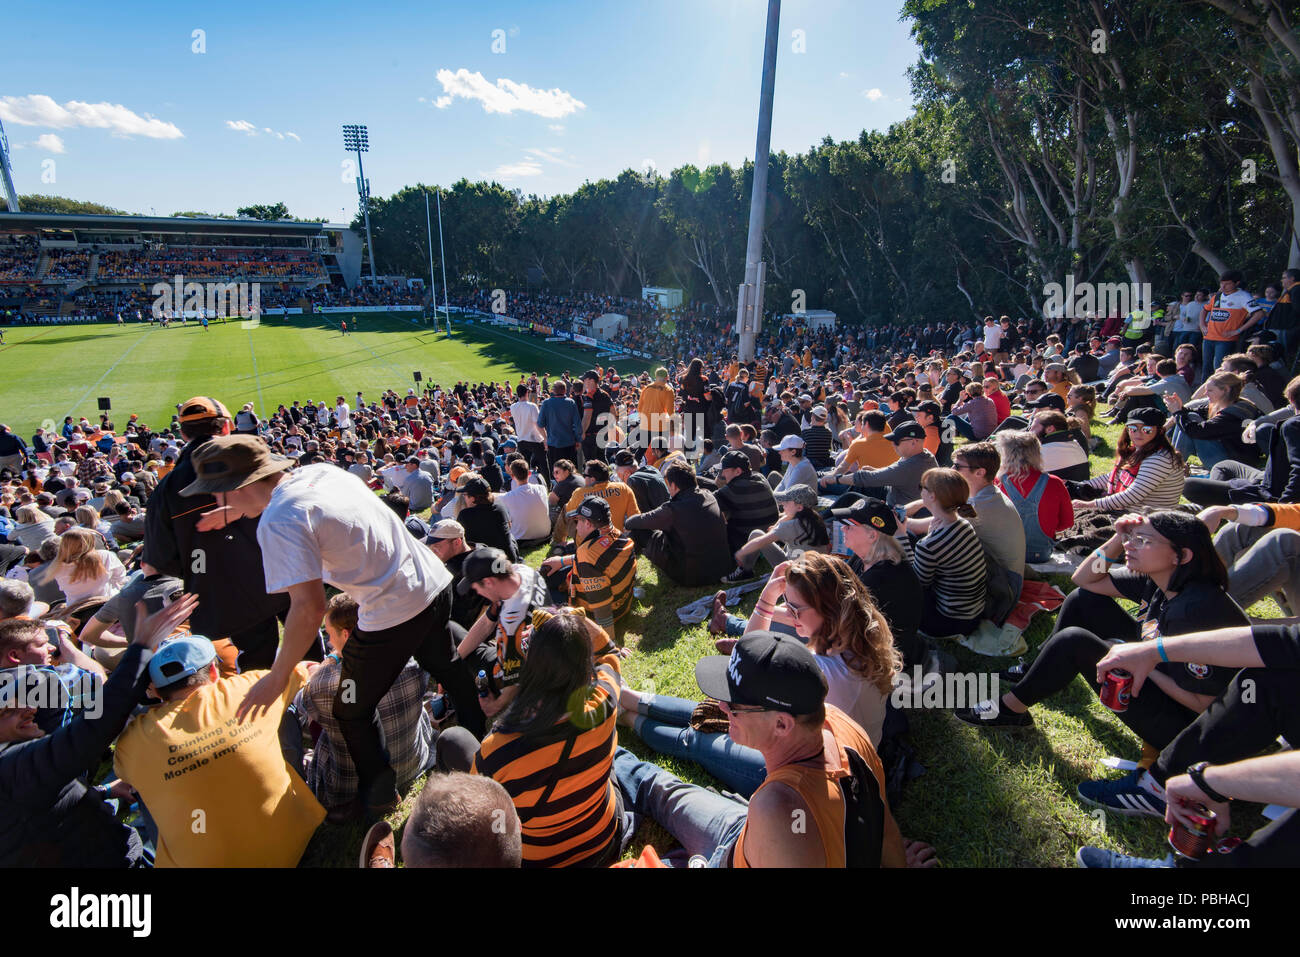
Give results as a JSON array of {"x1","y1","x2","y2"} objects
[{"x1": 1, "y1": 263, "x2": 1299, "y2": 869}]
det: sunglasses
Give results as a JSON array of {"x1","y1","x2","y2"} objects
[
  {"x1": 1123, "y1": 533, "x2": 1166, "y2": 549},
  {"x1": 715, "y1": 698, "x2": 769, "y2": 715},
  {"x1": 1126, "y1": 424, "x2": 1156, "y2": 435}
]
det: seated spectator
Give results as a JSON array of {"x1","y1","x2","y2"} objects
[
  {"x1": 1029, "y1": 409, "x2": 1091, "y2": 482},
  {"x1": 50, "y1": 527, "x2": 126, "y2": 606},
  {"x1": 950, "y1": 443, "x2": 1025, "y2": 624},
  {"x1": 1166, "y1": 372, "x2": 1261, "y2": 470},
  {"x1": 835, "y1": 410, "x2": 898, "y2": 477},
  {"x1": 947, "y1": 381, "x2": 997, "y2": 441},
  {"x1": 724, "y1": 484, "x2": 829, "y2": 585},
  {"x1": 1077, "y1": 620, "x2": 1300, "y2": 867},
  {"x1": 770, "y1": 435, "x2": 820, "y2": 493},
  {"x1": 399, "y1": 772, "x2": 522, "y2": 868},
  {"x1": 455, "y1": 476, "x2": 519, "y2": 562},
  {"x1": 800, "y1": 406, "x2": 835, "y2": 470},
  {"x1": 7, "y1": 504, "x2": 54, "y2": 550},
  {"x1": 1068, "y1": 408, "x2": 1184, "y2": 514},
  {"x1": 624, "y1": 464, "x2": 733, "y2": 586},
  {"x1": 114, "y1": 626, "x2": 326, "y2": 866},
  {"x1": 995, "y1": 431, "x2": 1074, "y2": 563},
  {"x1": 819, "y1": 421, "x2": 937, "y2": 509},
  {"x1": 540, "y1": 497, "x2": 636, "y2": 643},
  {"x1": 294, "y1": 593, "x2": 435, "y2": 815},
  {"x1": 437, "y1": 610, "x2": 631, "y2": 868},
  {"x1": 612, "y1": 631, "x2": 906, "y2": 867},
  {"x1": 454, "y1": 546, "x2": 549, "y2": 719},
  {"x1": 497, "y1": 459, "x2": 552, "y2": 545},
  {"x1": 0, "y1": 597, "x2": 193, "y2": 866},
  {"x1": 714, "y1": 449, "x2": 780, "y2": 559},
  {"x1": 1183, "y1": 376, "x2": 1300, "y2": 508},
  {"x1": 956, "y1": 512, "x2": 1245, "y2": 764},
  {"x1": 904, "y1": 468, "x2": 987, "y2": 637},
  {"x1": 564, "y1": 459, "x2": 640, "y2": 532}
]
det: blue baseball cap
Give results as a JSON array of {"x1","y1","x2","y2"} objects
[{"x1": 149, "y1": 634, "x2": 217, "y2": 690}]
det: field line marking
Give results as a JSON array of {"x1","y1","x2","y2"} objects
[{"x1": 63, "y1": 325, "x2": 158, "y2": 424}]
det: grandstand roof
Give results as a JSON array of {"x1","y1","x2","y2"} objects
[{"x1": 0, "y1": 211, "x2": 326, "y2": 235}]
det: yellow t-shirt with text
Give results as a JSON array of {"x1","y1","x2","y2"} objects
[{"x1": 114, "y1": 664, "x2": 325, "y2": 867}]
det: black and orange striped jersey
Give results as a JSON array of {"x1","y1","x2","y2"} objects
[
  {"x1": 490, "y1": 564, "x2": 548, "y2": 689},
  {"x1": 472, "y1": 636, "x2": 622, "y2": 868},
  {"x1": 564, "y1": 480, "x2": 641, "y2": 531},
  {"x1": 570, "y1": 525, "x2": 637, "y2": 631}
]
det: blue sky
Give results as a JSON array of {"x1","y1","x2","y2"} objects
[{"x1": 2, "y1": 0, "x2": 920, "y2": 221}]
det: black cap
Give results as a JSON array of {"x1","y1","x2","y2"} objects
[
  {"x1": 455, "y1": 546, "x2": 514, "y2": 596},
  {"x1": 576, "y1": 496, "x2": 611, "y2": 525},
  {"x1": 909, "y1": 399, "x2": 942, "y2": 419},
  {"x1": 1126, "y1": 406, "x2": 1166, "y2": 428},
  {"x1": 827, "y1": 497, "x2": 897, "y2": 535},
  {"x1": 612, "y1": 449, "x2": 637, "y2": 467},
  {"x1": 1025, "y1": 393, "x2": 1067, "y2": 412},
  {"x1": 720, "y1": 449, "x2": 751, "y2": 471},
  {"x1": 460, "y1": 476, "x2": 490, "y2": 498},
  {"x1": 695, "y1": 631, "x2": 828, "y2": 716},
  {"x1": 887, "y1": 421, "x2": 926, "y2": 443}
]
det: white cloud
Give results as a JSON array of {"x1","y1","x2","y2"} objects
[
  {"x1": 0, "y1": 94, "x2": 182, "y2": 139},
  {"x1": 435, "y1": 96, "x2": 453, "y2": 109},
  {"x1": 490, "y1": 159, "x2": 543, "y2": 179},
  {"x1": 839, "y1": 72, "x2": 851, "y2": 79},
  {"x1": 433, "y1": 68, "x2": 585, "y2": 119},
  {"x1": 226, "y1": 119, "x2": 297, "y2": 141},
  {"x1": 522, "y1": 146, "x2": 578, "y2": 168},
  {"x1": 863, "y1": 88, "x2": 884, "y2": 101},
  {"x1": 34, "y1": 133, "x2": 65, "y2": 153},
  {"x1": 548, "y1": 124, "x2": 564, "y2": 133}
]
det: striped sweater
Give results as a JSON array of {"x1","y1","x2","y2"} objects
[
  {"x1": 912, "y1": 518, "x2": 987, "y2": 620},
  {"x1": 1081, "y1": 449, "x2": 1184, "y2": 512}
]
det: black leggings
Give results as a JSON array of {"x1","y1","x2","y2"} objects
[
  {"x1": 1009, "y1": 588, "x2": 1198, "y2": 750},
  {"x1": 1154, "y1": 667, "x2": 1300, "y2": 867}
]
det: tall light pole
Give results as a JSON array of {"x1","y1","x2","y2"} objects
[
  {"x1": 0, "y1": 118, "x2": 19, "y2": 212},
  {"x1": 736, "y1": 0, "x2": 781, "y2": 362},
  {"x1": 342, "y1": 124, "x2": 377, "y2": 280},
  {"x1": 424, "y1": 189, "x2": 437, "y2": 324}
]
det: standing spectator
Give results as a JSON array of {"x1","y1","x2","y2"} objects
[
  {"x1": 1200, "y1": 271, "x2": 1265, "y2": 374},
  {"x1": 538, "y1": 381, "x2": 583, "y2": 472}
]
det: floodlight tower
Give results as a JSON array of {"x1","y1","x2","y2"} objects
[
  {"x1": 0, "y1": 119, "x2": 20, "y2": 212},
  {"x1": 736, "y1": 0, "x2": 780, "y2": 362},
  {"x1": 342, "y1": 124, "x2": 377, "y2": 279}
]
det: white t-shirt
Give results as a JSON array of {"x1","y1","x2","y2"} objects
[
  {"x1": 817, "y1": 653, "x2": 886, "y2": 747},
  {"x1": 984, "y1": 325, "x2": 1003, "y2": 350},
  {"x1": 257, "y1": 464, "x2": 452, "y2": 631},
  {"x1": 498, "y1": 481, "x2": 551, "y2": 541},
  {"x1": 335, "y1": 403, "x2": 352, "y2": 429},
  {"x1": 509, "y1": 400, "x2": 544, "y2": 443}
]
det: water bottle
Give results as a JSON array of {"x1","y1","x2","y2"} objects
[{"x1": 475, "y1": 669, "x2": 490, "y2": 699}]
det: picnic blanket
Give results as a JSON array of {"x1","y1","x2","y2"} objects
[
  {"x1": 677, "y1": 580, "x2": 765, "y2": 625},
  {"x1": 957, "y1": 578, "x2": 1067, "y2": 657}
]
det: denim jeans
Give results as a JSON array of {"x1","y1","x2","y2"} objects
[
  {"x1": 1171, "y1": 425, "x2": 1233, "y2": 471},
  {"x1": 612, "y1": 747, "x2": 748, "y2": 867},
  {"x1": 631, "y1": 694, "x2": 768, "y2": 797},
  {"x1": 1203, "y1": 338, "x2": 1237, "y2": 376}
]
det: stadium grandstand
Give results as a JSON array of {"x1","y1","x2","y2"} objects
[{"x1": 0, "y1": 211, "x2": 425, "y2": 322}]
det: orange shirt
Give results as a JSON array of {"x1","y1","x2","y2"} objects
[{"x1": 842, "y1": 433, "x2": 899, "y2": 471}]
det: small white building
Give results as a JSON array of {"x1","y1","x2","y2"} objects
[
  {"x1": 642, "y1": 286, "x2": 683, "y2": 309},
  {"x1": 784, "y1": 309, "x2": 837, "y2": 330},
  {"x1": 591, "y1": 312, "x2": 628, "y2": 340}
]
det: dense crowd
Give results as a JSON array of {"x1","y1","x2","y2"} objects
[{"x1": 1, "y1": 265, "x2": 1298, "y2": 869}]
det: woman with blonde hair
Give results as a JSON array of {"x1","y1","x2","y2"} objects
[
  {"x1": 995, "y1": 431, "x2": 1074, "y2": 563},
  {"x1": 907, "y1": 468, "x2": 987, "y2": 636},
  {"x1": 619, "y1": 551, "x2": 902, "y2": 796},
  {"x1": 52, "y1": 526, "x2": 126, "y2": 606},
  {"x1": 1165, "y1": 371, "x2": 1258, "y2": 469},
  {"x1": 7, "y1": 503, "x2": 55, "y2": 549},
  {"x1": 74, "y1": 504, "x2": 114, "y2": 550}
]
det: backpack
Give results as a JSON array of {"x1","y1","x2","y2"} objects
[{"x1": 839, "y1": 745, "x2": 886, "y2": 868}]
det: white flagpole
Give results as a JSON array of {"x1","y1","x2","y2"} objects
[
  {"x1": 436, "y1": 188, "x2": 451, "y2": 329},
  {"x1": 425, "y1": 189, "x2": 437, "y2": 326}
]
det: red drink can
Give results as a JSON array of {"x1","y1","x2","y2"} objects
[
  {"x1": 1168, "y1": 804, "x2": 1216, "y2": 859},
  {"x1": 1099, "y1": 668, "x2": 1132, "y2": 712}
]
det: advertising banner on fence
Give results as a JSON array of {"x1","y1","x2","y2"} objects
[{"x1": 315, "y1": 305, "x2": 422, "y2": 314}]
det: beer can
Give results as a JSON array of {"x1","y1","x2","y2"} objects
[
  {"x1": 1099, "y1": 668, "x2": 1132, "y2": 712},
  {"x1": 1168, "y1": 804, "x2": 1216, "y2": 860}
]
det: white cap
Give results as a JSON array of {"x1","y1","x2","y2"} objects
[{"x1": 774, "y1": 435, "x2": 805, "y2": 451}]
